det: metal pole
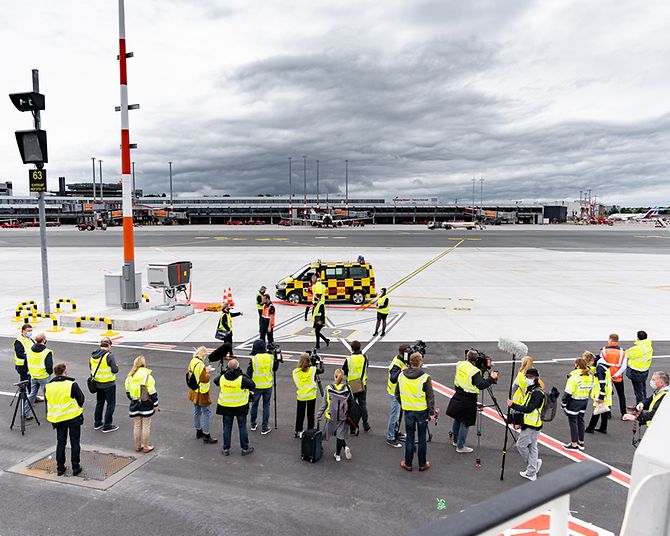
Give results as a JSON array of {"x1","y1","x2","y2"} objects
[
  {"x1": 99, "y1": 159, "x2": 104, "y2": 203},
  {"x1": 169, "y1": 161, "x2": 173, "y2": 209},
  {"x1": 33, "y1": 69, "x2": 51, "y2": 315},
  {"x1": 118, "y1": 0, "x2": 138, "y2": 309},
  {"x1": 472, "y1": 177, "x2": 476, "y2": 222},
  {"x1": 480, "y1": 177, "x2": 484, "y2": 209},
  {"x1": 302, "y1": 155, "x2": 307, "y2": 209},
  {"x1": 345, "y1": 159, "x2": 349, "y2": 211},
  {"x1": 316, "y1": 159, "x2": 320, "y2": 209},
  {"x1": 288, "y1": 157, "x2": 292, "y2": 223},
  {"x1": 91, "y1": 157, "x2": 96, "y2": 200},
  {"x1": 131, "y1": 161, "x2": 135, "y2": 200}
]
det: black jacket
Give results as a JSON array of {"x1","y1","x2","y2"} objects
[
  {"x1": 90, "y1": 348, "x2": 119, "y2": 389},
  {"x1": 394, "y1": 367, "x2": 435, "y2": 416},
  {"x1": 312, "y1": 302, "x2": 326, "y2": 326},
  {"x1": 245, "y1": 341, "x2": 280, "y2": 389},
  {"x1": 638, "y1": 389, "x2": 668, "y2": 425},
  {"x1": 214, "y1": 368, "x2": 256, "y2": 416},
  {"x1": 446, "y1": 368, "x2": 497, "y2": 427},
  {"x1": 45, "y1": 376, "x2": 85, "y2": 427},
  {"x1": 30, "y1": 343, "x2": 53, "y2": 376},
  {"x1": 14, "y1": 338, "x2": 31, "y2": 372},
  {"x1": 388, "y1": 355, "x2": 406, "y2": 385},
  {"x1": 510, "y1": 384, "x2": 545, "y2": 430},
  {"x1": 219, "y1": 311, "x2": 242, "y2": 332}
]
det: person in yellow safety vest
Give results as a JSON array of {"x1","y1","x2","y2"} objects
[
  {"x1": 217, "y1": 303, "x2": 243, "y2": 345},
  {"x1": 27, "y1": 333, "x2": 54, "y2": 419},
  {"x1": 14, "y1": 323, "x2": 36, "y2": 414},
  {"x1": 312, "y1": 293, "x2": 330, "y2": 349},
  {"x1": 259, "y1": 294, "x2": 276, "y2": 344},
  {"x1": 446, "y1": 350, "x2": 499, "y2": 453},
  {"x1": 623, "y1": 371, "x2": 669, "y2": 428},
  {"x1": 90, "y1": 338, "x2": 120, "y2": 433},
  {"x1": 125, "y1": 355, "x2": 159, "y2": 453},
  {"x1": 343, "y1": 340, "x2": 371, "y2": 432},
  {"x1": 626, "y1": 330, "x2": 654, "y2": 404},
  {"x1": 396, "y1": 352, "x2": 435, "y2": 472},
  {"x1": 187, "y1": 346, "x2": 218, "y2": 444},
  {"x1": 256, "y1": 285, "x2": 267, "y2": 319},
  {"x1": 292, "y1": 352, "x2": 324, "y2": 438},
  {"x1": 45, "y1": 362, "x2": 85, "y2": 476},
  {"x1": 246, "y1": 340, "x2": 280, "y2": 435},
  {"x1": 373, "y1": 287, "x2": 390, "y2": 337},
  {"x1": 386, "y1": 343, "x2": 409, "y2": 448},
  {"x1": 507, "y1": 368, "x2": 546, "y2": 481},
  {"x1": 561, "y1": 357, "x2": 596, "y2": 451},
  {"x1": 316, "y1": 368, "x2": 354, "y2": 462},
  {"x1": 304, "y1": 274, "x2": 317, "y2": 321},
  {"x1": 214, "y1": 359, "x2": 256, "y2": 456},
  {"x1": 585, "y1": 352, "x2": 614, "y2": 434}
]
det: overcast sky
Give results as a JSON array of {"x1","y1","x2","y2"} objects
[{"x1": 2, "y1": 0, "x2": 669, "y2": 205}]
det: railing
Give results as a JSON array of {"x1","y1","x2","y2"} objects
[{"x1": 70, "y1": 316, "x2": 118, "y2": 337}]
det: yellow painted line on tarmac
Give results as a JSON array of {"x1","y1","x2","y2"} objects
[
  {"x1": 358, "y1": 239, "x2": 465, "y2": 310},
  {"x1": 332, "y1": 236, "x2": 347, "y2": 239},
  {"x1": 195, "y1": 237, "x2": 210, "y2": 240},
  {"x1": 315, "y1": 236, "x2": 329, "y2": 239},
  {"x1": 392, "y1": 304, "x2": 445, "y2": 310},
  {"x1": 255, "y1": 238, "x2": 272, "y2": 241},
  {"x1": 273, "y1": 238, "x2": 288, "y2": 241},
  {"x1": 466, "y1": 238, "x2": 482, "y2": 241},
  {"x1": 214, "y1": 237, "x2": 229, "y2": 240},
  {"x1": 232, "y1": 237, "x2": 246, "y2": 241},
  {"x1": 391, "y1": 295, "x2": 453, "y2": 300},
  {"x1": 634, "y1": 235, "x2": 670, "y2": 239}
]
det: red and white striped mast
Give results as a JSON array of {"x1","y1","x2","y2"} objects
[{"x1": 118, "y1": 0, "x2": 139, "y2": 309}]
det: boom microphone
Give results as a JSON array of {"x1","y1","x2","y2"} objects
[{"x1": 498, "y1": 338, "x2": 528, "y2": 358}]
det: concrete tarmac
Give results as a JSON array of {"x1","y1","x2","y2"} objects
[
  {"x1": 1, "y1": 224, "x2": 669, "y2": 252},
  {"x1": 2, "y1": 337, "x2": 665, "y2": 535}
]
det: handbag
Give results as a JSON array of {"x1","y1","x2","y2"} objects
[
  {"x1": 87, "y1": 358, "x2": 103, "y2": 394},
  {"x1": 140, "y1": 384, "x2": 151, "y2": 403},
  {"x1": 214, "y1": 328, "x2": 230, "y2": 341},
  {"x1": 593, "y1": 401, "x2": 609, "y2": 415},
  {"x1": 348, "y1": 378, "x2": 364, "y2": 394}
]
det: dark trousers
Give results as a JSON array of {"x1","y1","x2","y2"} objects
[
  {"x1": 336, "y1": 438, "x2": 346, "y2": 455},
  {"x1": 56, "y1": 421, "x2": 81, "y2": 471},
  {"x1": 568, "y1": 413, "x2": 585, "y2": 443},
  {"x1": 295, "y1": 399, "x2": 316, "y2": 432},
  {"x1": 314, "y1": 323, "x2": 329, "y2": 348},
  {"x1": 613, "y1": 381, "x2": 627, "y2": 416},
  {"x1": 304, "y1": 304, "x2": 311, "y2": 321},
  {"x1": 259, "y1": 320, "x2": 274, "y2": 344},
  {"x1": 404, "y1": 410, "x2": 428, "y2": 467},
  {"x1": 94, "y1": 386, "x2": 116, "y2": 428},
  {"x1": 16, "y1": 367, "x2": 30, "y2": 384},
  {"x1": 587, "y1": 410, "x2": 610, "y2": 432},
  {"x1": 374, "y1": 314, "x2": 387, "y2": 334},
  {"x1": 223, "y1": 414, "x2": 249, "y2": 451},
  {"x1": 353, "y1": 389, "x2": 369, "y2": 427},
  {"x1": 627, "y1": 369, "x2": 648, "y2": 404},
  {"x1": 250, "y1": 388, "x2": 272, "y2": 431}
]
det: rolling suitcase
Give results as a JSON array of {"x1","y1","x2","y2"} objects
[{"x1": 301, "y1": 428, "x2": 323, "y2": 463}]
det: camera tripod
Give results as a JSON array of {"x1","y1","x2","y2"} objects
[
  {"x1": 473, "y1": 379, "x2": 517, "y2": 469},
  {"x1": 10, "y1": 382, "x2": 40, "y2": 435}
]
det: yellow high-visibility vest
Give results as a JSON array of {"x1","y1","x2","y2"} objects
[
  {"x1": 565, "y1": 372, "x2": 595, "y2": 400},
  {"x1": 14, "y1": 335, "x2": 33, "y2": 367},
  {"x1": 217, "y1": 376, "x2": 249, "y2": 408},
  {"x1": 125, "y1": 367, "x2": 156, "y2": 400},
  {"x1": 522, "y1": 390, "x2": 545, "y2": 428},
  {"x1": 377, "y1": 296, "x2": 390, "y2": 314},
  {"x1": 646, "y1": 388, "x2": 668, "y2": 428},
  {"x1": 454, "y1": 360, "x2": 479, "y2": 394},
  {"x1": 89, "y1": 352, "x2": 115, "y2": 383},
  {"x1": 27, "y1": 347, "x2": 51, "y2": 380},
  {"x1": 252, "y1": 353, "x2": 274, "y2": 389},
  {"x1": 45, "y1": 380, "x2": 83, "y2": 423},
  {"x1": 386, "y1": 356, "x2": 406, "y2": 395},
  {"x1": 627, "y1": 339, "x2": 653, "y2": 372},
  {"x1": 512, "y1": 371, "x2": 529, "y2": 404},
  {"x1": 346, "y1": 353, "x2": 367, "y2": 386},
  {"x1": 188, "y1": 357, "x2": 210, "y2": 394},
  {"x1": 312, "y1": 281, "x2": 326, "y2": 303},
  {"x1": 398, "y1": 373, "x2": 429, "y2": 411},
  {"x1": 293, "y1": 367, "x2": 317, "y2": 401}
]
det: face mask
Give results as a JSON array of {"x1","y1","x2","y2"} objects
[
  {"x1": 25, "y1": 331, "x2": 33, "y2": 337},
  {"x1": 526, "y1": 378, "x2": 536, "y2": 386},
  {"x1": 650, "y1": 379, "x2": 658, "y2": 390}
]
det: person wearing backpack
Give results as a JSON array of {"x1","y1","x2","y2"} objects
[
  {"x1": 187, "y1": 347, "x2": 218, "y2": 444},
  {"x1": 343, "y1": 340, "x2": 371, "y2": 432},
  {"x1": 316, "y1": 369, "x2": 352, "y2": 462},
  {"x1": 507, "y1": 368, "x2": 545, "y2": 481}
]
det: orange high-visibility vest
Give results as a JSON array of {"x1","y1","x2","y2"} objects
[{"x1": 601, "y1": 346, "x2": 625, "y2": 383}]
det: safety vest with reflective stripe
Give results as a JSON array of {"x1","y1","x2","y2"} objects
[
  {"x1": 293, "y1": 366, "x2": 317, "y2": 401},
  {"x1": 565, "y1": 371, "x2": 595, "y2": 400},
  {"x1": 312, "y1": 299, "x2": 326, "y2": 323},
  {"x1": 252, "y1": 353, "x2": 274, "y2": 389},
  {"x1": 346, "y1": 353, "x2": 368, "y2": 386},
  {"x1": 89, "y1": 352, "x2": 115, "y2": 383},
  {"x1": 217, "y1": 376, "x2": 249, "y2": 408},
  {"x1": 125, "y1": 367, "x2": 156, "y2": 400},
  {"x1": 591, "y1": 365, "x2": 613, "y2": 408},
  {"x1": 454, "y1": 360, "x2": 480, "y2": 394},
  {"x1": 256, "y1": 291, "x2": 264, "y2": 311},
  {"x1": 522, "y1": 389, "x2": 545, "y2": 428},
  {"x1": 219, "y1": 312, "x2": 233, "y2": 332},
  {"x1": 387, "y1": 356, "x2": 406, "y2": 395},
  {"x1": 312, "y1": 281, "x2": 326, "y2": 303},
  {"x1": 14, "y1": 335, "x2": 33, "y2": 367},
  {"x1": 377, "y1": 296, "x2": 390, "y2": 315},
  {"x1": 627, "y1": 339, "x2": 653, "y2": 372},
  {"x1": 601, "y1": 346, "x2": 626, "y2": 382},
  {"x1": 398, "y1": 373, "x2": 429, "y2": 411},
  {"x1": 512, "y1": 371, "x2": 529, "y2": 404},
  {"x1": 188, "y1": 357, "x2": 210, "y2": 394},
  {"x1": 646, "y1": 388, "x2": 668, "y2": 427},
  {"x1": 27, "y1": 347, "x2": 51, "y2": 380},
  {"x1": 45, "y1": 380, "x2": 83, "y2": 423}
]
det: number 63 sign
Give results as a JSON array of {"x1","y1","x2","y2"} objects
[{"x1": 29, "y1": 169, "x2": 47, "y2": 192}]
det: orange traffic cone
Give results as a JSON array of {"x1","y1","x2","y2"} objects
[{"x1": 227, "y1": 288, "x2": 235, "y2": 307}]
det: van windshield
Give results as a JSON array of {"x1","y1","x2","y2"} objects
[{"x1": 290, "y1": 265, "x2": 309, "y2": 279}]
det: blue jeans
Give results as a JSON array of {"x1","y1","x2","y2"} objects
[
  {"x1": 250, "y1": 388, "x2": 272, "y2": 431},
  {"x1": 404, "y1": 410, "x2": 428, "y2": 467},
  {"x1": 193, "y1": 404, "x2": 211, "y2": 435},
  {"x1": 27, "y1": 377, "x2": 50, "y2": 416},
  {"x1": 452, "y1": 419, "x2": 470, "y2": 449},
  {"x1": 387, "y1": 393, "x2": 401, "y2": 440},
  {"x1": 223, "y1": 414, "x2": 249, "y2": 451}
]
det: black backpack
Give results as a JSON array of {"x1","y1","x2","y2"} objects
[
  {"x1": 541, "y1": 386, "x2": 560, "y2": 423},
  {"x1": 185, "y1": 363, "x2": 201, "y2": 391}
]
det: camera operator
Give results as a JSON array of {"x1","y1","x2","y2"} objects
[
  {"x1": 507, "y1": 368, "x2": 544, "y2": 481},
  {"x1": 246, "y1": 340, "x2": 279, "y2": 435},
  {"x1": 446, "y1": 350, "x2": 498, "y2": 453},
  {"x1": 27, "y1": 333, "x2": 54, "y2": 419},
  {"x1": 14, "y1": 324, "x2": 35, "y2": 414},
  {"x1": 292, "y1": 352, "x2": 324, "y2": 438},
  {"x1": 396, "y1": 352, "x2": 434, "y2": 472},
  {"x1": 214, "y1": 359, "x2": 256, "y2": 456},
  {"x1": 623, "y1": 371, "x2": 668, "y2": 427},
  {"x1": 343, "y1": 340, "x2": 371, "y2": 432},
  {"x1": 386, "y1": 343, "x2": 409, "y2": 448}
]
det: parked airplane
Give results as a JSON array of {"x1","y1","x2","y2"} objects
[
  {"x1": 285, "y1": 208, "x2": 372, "y2": 228},
  {"x1": 427, "y1": 220, "x2": 484, "y2": 231},
  {"x1": 608, "y1": 208, "x2": 660, "y2": 221}
]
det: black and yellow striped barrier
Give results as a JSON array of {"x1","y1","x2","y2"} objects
[
  {"x1": 70, "y1": 316, "x2": 118, "y2": 337},
  {"x1": 14, "y1": 301, "x2": 37, "y2": 322},
  {"x1": 142, "y1": 294, "x2": 150, "y2": 303},
  {"x1": 21, "y1": 313, "x2": 64, "y2": 332},
  {"x1": 55, "y1": 298, "x2": 77, "y2": 313}
]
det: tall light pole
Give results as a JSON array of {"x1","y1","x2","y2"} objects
[
  {"x1": 316, "y1": 159, "x2": 320, "y2": 209},
  {"x1": 91, "y1": 157, "x2": 97, "y2": 200},
  {"x1": 168, "y1": 161, "x2": 173, "y2": 209},
  {"x1": 118, "y1": 0, "x2": 138, "y2": 309},
  {"x1": 131, "y1": 161, "x2": 135, "y2": 200},
  {"x1": 480, "y1": 177, "x2": 484, "y2": 209},
  {"x1": 99, "y1": 159, "x2": 104, "y2": 203},
  {"x1": 288, "y1": 157, "x2": 292, "y2": 223},
  {"x1": 471, "y1": 177, "x2": 476, "y2": 222},
  {"x1": 345, "y1": 159, "x2": 349, "y2": 211},
  {"x1": 302, "y1": 155, "x2": 307, "y2": 210}
]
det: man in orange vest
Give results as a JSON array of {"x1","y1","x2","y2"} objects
[
  {"x1": 600, "y1": 333, "x2": 628, "y2": 418},
  {"x1": 259, "y1": 294, "x2": 276, "y2": 344}
]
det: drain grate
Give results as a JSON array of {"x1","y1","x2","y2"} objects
[{"x1": 27, "y1": 449, "x2": 136, "y2": 481}]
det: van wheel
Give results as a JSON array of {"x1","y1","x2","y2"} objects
[
  {"x1": 287, "y1": 292, "x2": 302, "y2": 304},
  {"x1": 351, "y1": 291, "x2": 364, "y2": 305}
]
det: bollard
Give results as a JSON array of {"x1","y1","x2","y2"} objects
[
  {"x1": 69, "y1": 318, "x2": 88, "y2": 335},
  {"x1": 55, "y1": 298, "x2": 77, "y2": 313},
  {"x1": 72, "y1": 316, "x2": 118, "y2": 336},
  {"x1": 46, "y1": 314, "x2": 64, "y2": 333},
  {"x1": 142, "y1": 294, "x2": 150, "y2": 303},
  {"x1": 14, "y1": 301, "x2": 37, "y2": 322},
  {"x1": 100, "y1": 317, "x2": 119, "y2": 337}
]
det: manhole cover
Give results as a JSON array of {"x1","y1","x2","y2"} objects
[{"x1": 27, "y1": 450, "x2": 135, "y2": 481}]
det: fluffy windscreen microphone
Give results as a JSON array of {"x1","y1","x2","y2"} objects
[{"x1": 498, "y1": 338, "x2": 528, "y2": 357}]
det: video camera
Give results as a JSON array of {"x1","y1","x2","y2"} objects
[
  {"x1": 13, "y1": 380, "x2": 30, "y2": 389},
  {"x1": 466, "y1": 348, "x2": 493, "y2": 373},
  {"x1": 405, "y1": 340, "x2": 427, "y2": 359},
  {"x1": 267, "y1": 342, "x2": 283, "y2": 363},
  {"x1": 309, "y1": 347, "x2": 322, "y2": 367}
]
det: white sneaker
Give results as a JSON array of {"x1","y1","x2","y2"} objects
[
  {"x1": 250, "y1": 424, "x2": 258, "y2": 431},
  {"x1": 536, "y1": 459, "x2": 543, "y2": 474},
  {"x1": 344, "y1": 446, "x2": 352, "y2": 460},
  {"x1": 334, "y1": 453, "x2": 341, "y2": 462},
  {"x1": 456, "y1": 446, "x2": 473, "y2": 453},
  {"x1": 452, "y1": 441, "x2": 458, "y2": 447},
  {"x1": 520, "y1": 471, "x2": 537, "y2": 481}
]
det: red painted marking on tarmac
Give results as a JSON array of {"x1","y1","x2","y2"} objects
[
  {"x1": 506, "y1": 513, "x2": 608, "y2": 535},
  {"x1": 144, "y1": 343, "x2": 176, "y2": 349},
  {"x1": 432, "y1": 380, "x2": 631, "y2": 488}
]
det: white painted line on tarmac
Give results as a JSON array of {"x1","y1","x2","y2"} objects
[
  {"x1": 423, "y1": 354, "x2": 670, "y2": 368},
  {"x1": 362, "y1": 312, "x2": 406, "y2": 354},
  {"x1": 0, "y1": 391, "x2": 16, "y2": 397}
]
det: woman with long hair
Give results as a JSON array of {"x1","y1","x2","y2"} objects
[
  {"x1": 125, "y1": 356, "x2": 159, "y2": 453},
  {"x1": 316, "y1": 368, "x2": 353, "y2": 462},
  {"x1": 292, "y1": 352, "x2": 324, "y2": 438},
  {"x1": 561, "y1": 357, "x2": 595, "y2": 451},
  {"x1": 512, "y1": 356, "x2": 534, "y2": 404}
]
